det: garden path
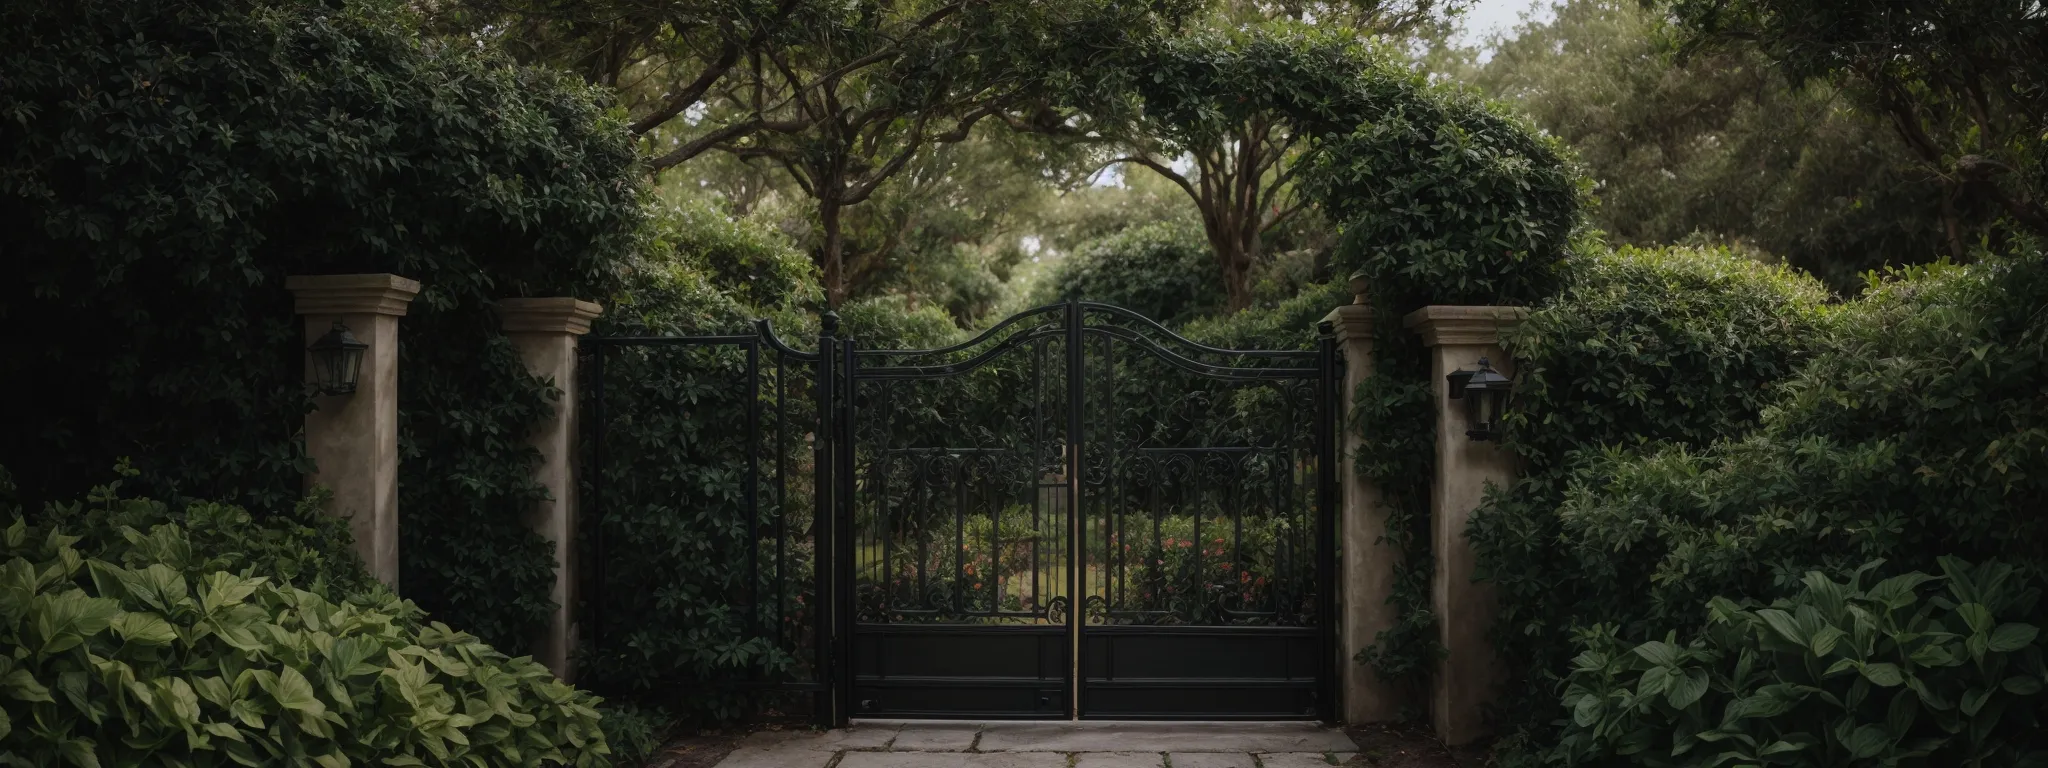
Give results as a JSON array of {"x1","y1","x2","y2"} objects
[{"x1": 711, "y1": 721, "x2": 1365, "y2": 767}]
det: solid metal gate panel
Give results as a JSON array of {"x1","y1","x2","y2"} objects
[{"x1": 835, "y1": 302, "x2": 1338, "y2": 722}]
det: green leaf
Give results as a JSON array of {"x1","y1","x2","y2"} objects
[
  {"x1": 1811, "y1": 625, "x2": 1847, "y2": 657},
  {"x1": 1986, "y1": 623, "x2": 2038, "y2": 653},
  {"x1": 1667, "y1": 668, "x2": 1710, "y2": 710},
  {"x1": 1859, "y1": 663, "x2": 1904, "y2": 687},
  {"x1": 1573, "y1": 693, "x2": 1604, "y2": 727},
  {"x1": 268, "y1": 667, "x2": 325, "y2": 717},
  {"x1": 1759, "y1": 739, "x2": 1807, "y2": 756},
  {"x1": 199, "y1": 572, "x2": 265, "y2": 615},
  {"x1": 1886, "y1": 691, "x2": 1917, "y2": 743},
  {"x1": 58, "y1": 738, "x2": 100, "y2": 768},
  {"x1": 111, "y1": 612, "x2": 177, "y2": 646},
  {"x1": 1756, "y1": 608, "x2": 1808, "y2": 649},
  {"x1": 1639, "y1": 665, "x2": 1672, "y2": 698},
  {"x1": 1842, "y1": 723, "x2": 1889, "y2": 759},
  {"x1": 2, "y1": 668, "x2": 53, "y2": 702},
  {"x1": 1955, "y1": 603, "x2": 1994, "y2": 635},
  {"x1": 119, "y1": 564, "x2": 190, "y2": 614},
  {"x1": 1867, "y1": 573, "x2": 1934, "y2": 610},
  {"x1": 2002, "y1": 675, "x2": 2043, "y2": 695},
  {"x1": 1961, "y1": 687, "x2": 1990, "y2": 717},
  {"x1": 1634, "y1": 640, "x2": 1680, "y2": 667}
]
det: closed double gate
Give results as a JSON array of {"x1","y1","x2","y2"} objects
[{"x1": 583, "y1": 302, "x2": 1339, "y2": 723}]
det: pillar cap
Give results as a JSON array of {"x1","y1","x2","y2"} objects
[
  {"x1": 287, "y1": 274, "x2": 422, "y2": 317},
  {"x1": 500, "y1": 297, "x2": 605, "y2": 335},
  {"x1": 1402, "y1": 305, "x2": 1528, "y2": 347},
  {"x1": 1324, "y1": 304, "x2": 1375, "y2": 344}
]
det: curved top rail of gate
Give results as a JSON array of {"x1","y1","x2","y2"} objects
[
  {"x1": 850, "y1": 301, "x2": 1324, "y2": 380},
  {"x1": 755, "y1": 318, "x2": 821, "y2": 362}
]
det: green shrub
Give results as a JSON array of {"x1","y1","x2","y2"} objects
[
  {"x1": 648, "y1": 200, "x2": 820, "y2": 314},
  {"x1": 838, "y1": 295, "x2": 967, "y2": 350},
  {"x1": 1462, "y1": 245, "x2": 1837, "y2": 739},
  {"x1": 1181, "y1": 280, "x2": 1348, "y2": 350},
  {"x1": 1483, "y1": 242, "x2": 2048, "y2": 762},
  {"x1": 1042, "y1": 222, "x2": 1225, "y2": 324},
  {"x1": 0, "y1": 479, "x2": 612, "y2": 767},
  {"x1": 1307, "y1": 80, "x2": 1585, "y2": 306},
  {"x1": 1556, "y1": 558, "x2": 2048, "y2": 766},
  {"x1": 28, "y1": 463, "x2": 374, "y2": 603}
]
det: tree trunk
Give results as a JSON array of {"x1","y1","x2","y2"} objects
[
  {"x1": 1210, "y1": 224, "x2": 1260, "y2": 314},
  {"x1": 820, "y1": 194, "x2": 848, "y2": 308}
]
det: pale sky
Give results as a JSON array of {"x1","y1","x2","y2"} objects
[{"x1": 1454, "y1": 0, "x2": 1553, "y2": 51}]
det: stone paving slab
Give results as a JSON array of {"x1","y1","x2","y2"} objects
[
  {"x1": 709, "y1": 746, "x2": 836, "y2": 768},
  {"x1": 972, "y1": 722, "x2": 1356, "y2": 753},
  {"x1": 836, "y1": 752, "x2": 1069, "y2": 768},
  {"x1": 1166, "y1": 754, "x2": 1255, "y2": 768},
  {"x1": 1257, "y1": 752, "x2": 1359, "y2": 767},
  {"x1": 890, "y1": 725, "x2": 982, "y2": 751},
  {"x1": 1072, "y1": 752, "x2": 1163, "y2": 768},
  {"x1": 711, "y1": 722, "x2": 1361, "y2": 768},
  {"x1": 738, "y1": 724, "x2": 900, "y2": 752}
]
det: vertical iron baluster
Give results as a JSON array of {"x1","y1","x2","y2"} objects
[
  {"x1": 916, "y1": 456, "x2": 929, "y2": 609},
  {"x1": 1032, "y1": 335, "x2": 1044, "y2": 615},
  {"x1": 774, "y1": 340, "x2": 788, "y2": 652},
  {"x1": 745, "y1": 341, "x2": 762, "y2": 644},
  {"x1": 1064, "y1": 300, "x2": 1084, "y2": 716},
  {"x1": 954, "y1": 453, "x2": 967, "y2": 614},
  {"x1": 1233, "y1": 453, "x2": 1246, "y2": 613},
  {"x1": 987, "y1": 457, "x2": 1001, "y2": 614},
  {"x1": 836, "y1": 337, "x2": 857, "y2": 725},
  {"x1": 813, "y1": 314, "x2": 836, "y2": 727}
]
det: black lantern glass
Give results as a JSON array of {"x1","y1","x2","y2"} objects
[
  {"x1": 1448, "y1": 357, "x2": 1512, "y2": 441},
  {"x1": 308, "y1": 321, "x2": 368, "y2": 396}
]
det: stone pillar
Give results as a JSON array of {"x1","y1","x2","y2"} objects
[
  {"x1": 287, "y1": 274, "x2": 422, "y2": 590},
  {"x1": 1324, "y1": 276, "x2": 1406, "y2": 724},
  {"x1": 1403, "y1": 305, "x2": 1527, "y2": 746},
  {"x1": 499, "y1": 297, "x2": 604, "y2": 680}
]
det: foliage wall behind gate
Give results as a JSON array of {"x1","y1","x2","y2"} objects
[{"x1": 0, "y1": 0, "x2": 645, "y2": 652}]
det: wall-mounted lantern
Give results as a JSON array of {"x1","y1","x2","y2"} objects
[
  {"x1": 308, "y1": 320, "x2": 368, "y2": 396},
  {"x1": 1447, "y1": 357, "x2": 1512, "y2": 441}
]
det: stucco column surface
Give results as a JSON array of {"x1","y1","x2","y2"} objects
[
  {"x1": 1403, "y1": 305, "x2": 1527, "y2": 747},
  {"x1": 499, "y1": 297, "x2": 604, "y2": 680},
  {"x1": 287, "y1": 274, "x2": 422, "y2": 591},
  {"x1": 1324, "y1": 277, "x2": 1406, "y2": 723}
]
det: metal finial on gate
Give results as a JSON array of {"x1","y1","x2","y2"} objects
[{"x1": 820, "y1": 311, "x2": 839, "y2": 338}]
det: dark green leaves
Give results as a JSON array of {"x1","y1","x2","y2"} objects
[
  {"x1": 1553, "y1": 559, "x2": 2048, "y2": 767},
  {"x1": 0, "y1": 509, "x2": 614, "y2": 767}
]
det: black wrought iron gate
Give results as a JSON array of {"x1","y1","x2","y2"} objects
[{"x1": 583, "y1": 301, "x2": 1339, "y2": 724}]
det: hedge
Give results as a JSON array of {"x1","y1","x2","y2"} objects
[{"x1": 1481, "y1": 241, "x2": 2048, "y2": 763}]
